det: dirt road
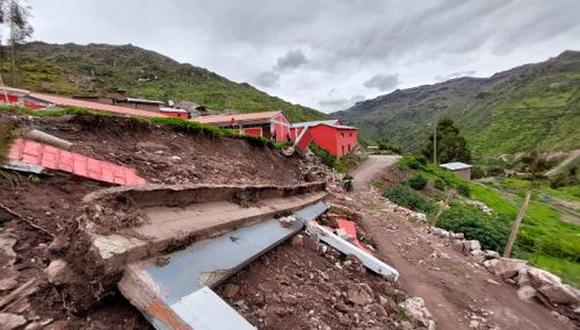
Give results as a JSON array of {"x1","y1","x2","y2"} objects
[
  {"x1": 344, "y1": 157, "x2": 573, "y2": 330},
  {"x1": 350, "y1": 155, "x2": 400, "y2": 190}
]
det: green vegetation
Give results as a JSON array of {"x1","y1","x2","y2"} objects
[
  {"x1": 310, "y1": 143, "x2": 347, "y2": 173},
  {"x1": 402, "y1": 175, "x2": 428, "y2": 190},
  {"x1": 337, "y1": 50, "x2": 580, "y2": 158},
  {"x1": 384, "y1": 184, "x2": 436, "y2": 214},
  {"x1": 4, "y1": 42, "x2": 326, "y2": 122},
  {"x1": 386, "y1": 155, "x2": 580, "y2": 286},
  {"x1": 0, "y1": 119, "x2": 15, "y2": 164},
  {"x1": 422, "y1": 117, "x2": 471, "y2": 163},
  {"x1": 0, "y1": 104, "x2": 276, "y2": 149}
]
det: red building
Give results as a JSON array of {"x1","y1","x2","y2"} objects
[
  {"x1": 291, "y1": 120, "x2": 358, "y2": 157},
  {"x1": 194, "y1": 111, "x2": 291, "y2": 142}
]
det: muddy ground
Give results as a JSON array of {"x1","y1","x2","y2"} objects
[{"x1": 0, "y1": 113, "x2": 311, "y2": 329}]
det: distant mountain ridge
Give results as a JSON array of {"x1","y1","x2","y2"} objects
[
  {"x1": 5, "y1": 41, "x2": 325, "y2": 122},
  {"x1": 335, "y1": 50, "x2": 580, "y2": 158}
]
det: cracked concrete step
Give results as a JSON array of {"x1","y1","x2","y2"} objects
[{"x1": 119, "y1": 202, "x2": 329, "y2": 330}]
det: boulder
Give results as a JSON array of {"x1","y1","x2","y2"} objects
[
  {"x1": 517, "y1": 285, "x2": 537, "y2": 302},
  {"x1": 44, "y1": 259, "x2": 77, "y2": 285},
  {"x1": 398, "y1": 297, "x2": 435, "y2": 329},
  {"x1": 347, "y1": 286, "x2": 373, "y2": 306},
  {"x1": 516, "y1": 268, "x2": 530, "y2": 287},
  {"x1": 483, "y1": 250, "x2": 500, "y2": 260},
  {"x1": 470, "y1": 249, "x2": 483, "y2": 257},
  {"x1": 0, "y1": 313, "x2": 27, "y2": 330},
  {"x1": 537, "y1": 284, "x2": 579, "y2": 305},
  {"x1": 452, "y1": 233, "x2": 465, "y2": 240},
  {"x1": 489, "y1": 258, "x2": 527, "y2": 279},
  {"x1": 527, "y1": 267, "x2": 561, "y2": 288},
  {"x1": 482, "y1": 259, "x2": 499, "y2": 269},
  {"x1": 463, "y1": 240, "x2": 481, "y2": 252}
]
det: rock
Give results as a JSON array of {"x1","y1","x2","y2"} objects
[
  {"x1": 517, "y1": 285, "x2": 537, "y2": 302},
  {"x1": 44, "y1": 259, "x2": 76, "y2": 285},
  {"x1": 483, "y1": 250, "x2": 500, "y2": 260},
  {"x1": 469, "y1": 320, "x2": 479, "y2": 328},
  {"x1": 537, "y1": 284, "x2": 579, "y2": 305},
  {"x1": 290, "y1": 235, "x2": 304, "y2": 247},
  {"x1": 452, "y1": 232, "x2": 465, "y2": 240},
  {"x1": 347, "y1": 286, "x2": 374, "y2": 306},
  {"x1": 550, "y1": 311, "x2": 570, "y2": 323},
  {"x1": 463, "y1": 240, "x2": 481, "y2": 252},
  {"x1": 527, "y1": 267, "x2": 561, "y2": 288},
  {"x1": 282, "y1": 294, "x2": 298, "y2": 305},
  {"x1": 470, "y1": 249, "x2": 483, "y2": 257},
  {"x1": 0, "y1": 313, "x2": 27, "y2": 330},
  {"x1": 398, "y1": 297, "x2": 434, "y2": 329},
  {"x1": 47, "y1": 236, "x2": 69, "y2": 254},
  {"x1": 222, "y1": 283, "x2": 240, "y2": 299},
  {"x1": 0, "y1": 276, "x2": 18, "y2": 291},
  {"x1": 489, "y1": 258, "x2": 527, "y2": 279},
  {"x1": 451, "y1": 239, "x2": 464, "y2": 253},
  {"x1": 482, "y1": 259, "x2": 499, "y2": 269},
  {"x1": 0, "y1": 233, "x2": 17, "y2": 260},
  {"x1": 516, "y1": 268, "x2": 530, "y2": 286},
  {"x1": 169, "y1": 155, "x2": 182, "y2": 161},
  {"x1": 278, "y1": 216, "x2": 296, "y2": 228}
]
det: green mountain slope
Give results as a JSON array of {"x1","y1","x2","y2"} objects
[
  {"x1": 4, "y1": 42, "x2": 325, "y2": 122},
  {"x1": 335, "y1": 51, "x2": 580, "y2": 158}
]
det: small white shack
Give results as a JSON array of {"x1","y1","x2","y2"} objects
[{"x1": 440, "y1": 162, "x2": 472, "y2": 180}]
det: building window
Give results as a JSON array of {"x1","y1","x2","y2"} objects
[
  {"x1": 348, "y1": 144, "x2": 351, "y2": 152},
  {"x1": 349, "y1": 133, "x2": 352, "y2": 137}
]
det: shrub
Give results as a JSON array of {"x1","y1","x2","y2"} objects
[
  {"x1": 437, "y1": 203, "x2": 509, "y2": 252},
  {"x1": 404, "y1": 175, "x2": 428, "y2": 190},
  {"x1": 416, "y1": 155, "x2": 427, "y2": 165},
  {"x1": 456, "y1": 184, "x2": 471, "y2": 197},
  {"x1": 384, "y1": 184, "x2": 436, "y2": 214},
  {"x1": 434, "y1": 178, "x2": 446, "y2": 190},
  {"x1": 310, "y1": 143, "x2": 347, "y2": 173}
]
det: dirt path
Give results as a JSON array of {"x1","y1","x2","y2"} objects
[
  {"x1": 350, "y1": 155, "x2": 400, "y2": 190},
  {"x1": 343, "y1": 157, "x2": 573, "y2": 330},
  {"x1": 546, "y1": 149, "x2": 580, "y2": 176}
]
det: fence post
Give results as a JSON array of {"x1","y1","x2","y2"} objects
[{"x1": 503, "y1": 191, "x2": 531, "y2": 258}]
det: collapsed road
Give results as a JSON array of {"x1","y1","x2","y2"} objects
[{"x1": 0, "y1": 113, "x2": 422, "y2": 330}]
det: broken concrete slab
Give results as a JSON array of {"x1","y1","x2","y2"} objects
[
  {"x1": 83, "y1": 183, "x2": 327, "y2": 276},
  {"x1": 1, "y1": 160, "x2": 45, "y2": 174},
  {"x1": 119, "y1": 202, "x2": 328, "y2": 330},
  {"x1": 305, "y1": 221, "x2": 399, "y2": 281}
]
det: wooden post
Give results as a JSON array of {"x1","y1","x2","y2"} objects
[
  {"x1": 430, "y1": 190, "x2": 455, "y2": 228},
  {"x1": 503, "y1": 191, "x2": 531, "y2": 258}
]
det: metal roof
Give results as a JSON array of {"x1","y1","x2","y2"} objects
[
  {"x1": 193, "y1": 111, "x2": 283, "y2": 125},
  {"x1": 30, "y1": 93, "x2": 168, "y2": 118},
  {"x1": 291, "y1": 119, "x2": 341, "y2": 128},
  {"x1": 120, "y1": 97, "x2": 165, "y2": 105},
  {"x1": 439, "y1": 162, "x2": 472, "y2": 171}
]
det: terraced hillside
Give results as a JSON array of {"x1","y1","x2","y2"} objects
[
  {"x1": 4, "y1": 42, "x2": 325, "y2": 122},
  {"x1": 335, "y1": 51, "x2": 580, "y2": 158}
]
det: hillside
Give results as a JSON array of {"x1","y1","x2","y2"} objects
[
  {"x1": 3, "y1": 42, "x2": 325, "y2": 122},
  {"x1": 335, "y1": 51, "x2": 580, "y2": 158}
]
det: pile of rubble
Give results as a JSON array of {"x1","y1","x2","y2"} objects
[
  {"x1": 483, "y1": 256, "x2": 580, "y2": 322},
  {"x1": 426, "y1": 225, "x2": 580, "y2": 324},
  {"x1": 297, "y1": 150, "x2": 344, "y2": 186}
]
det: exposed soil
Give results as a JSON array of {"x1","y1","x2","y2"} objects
[
  {"x1": 342, "y1": 156, "x2": 575, "y2": 330},
  {"x1": 24, "y1": 114, "x2": 304, "y2": 186},
  {"x1": 216, "y1": 238, "x2": 411, "y2": 330},
  {"x1": 0, "y1": 113, "x2": 311, "y2": 329}
]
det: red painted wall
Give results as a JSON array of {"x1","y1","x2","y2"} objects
[
  {"x1": 0, "y1": 94, "x2": 20, "y2": 104},
  {"x1": 243, "y1": 127, "x2": 263, "y2": 137},
  {"x1": 308, "y1": 125, "x2": 358, "y2": 157},
  {"x1": 270, "y1": 113, "x2": 291, "y2": 142},
  {"x1": 162, "y1": 111, "x2": 189, "y2": 119}
]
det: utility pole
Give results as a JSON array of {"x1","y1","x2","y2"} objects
[
  {"x1": 503, "y1": 191, "x2": 531, "y2": 258},
  {"x1": 433, "y1": 116, "x2": 437, "y2": 164}
]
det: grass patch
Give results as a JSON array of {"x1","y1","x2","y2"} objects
[{"x1": 384, "y1": 184, "x2": 436, "y2": 214}]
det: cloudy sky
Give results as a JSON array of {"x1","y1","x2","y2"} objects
[{"x1": 25, "y1": 0, "x2": 580, "y2": 113}]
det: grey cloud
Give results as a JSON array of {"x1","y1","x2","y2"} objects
[
  {"x1": 318, "y1": 95, "x2": 367, "y2": 111},
  {"x1": 434, "y1": 70, "x2": 476, "y2": 82},
  {"x1": 254, "y1": 71, "x2": 280, "y2": 88},
  {"x1": 364, "y1": 74, "x2": 400, "y2": 91},
  {"x1": 275, "y1": 49, "x2": 307, "y2": 71}
]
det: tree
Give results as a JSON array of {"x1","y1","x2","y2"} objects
[
  {"x1": 0, "y1": 0, "x2": 33, "y2": 85},
  {"x1": 422, "y1": 116, "x2": 471, "y2": 164}
]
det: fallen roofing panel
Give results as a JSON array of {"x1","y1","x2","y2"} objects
[
  {"x1": 193, "y1": 111, "x2": 282, "y2": 125},
  {"x1": 7, "y1": 138, "x2": 146, "y2": 185},
  {"x1": 336, "y1": 219, "x2": 369, "y2": 251},
  {"x1": 119, "y1": 201, "x2": 329, "y2": 329},
  {"x1": 29, "y1": 93, "x2": 168, "y2": 118},
  {"x1": 306, "y1": 221, "x2": 399, "y2": 281}
]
